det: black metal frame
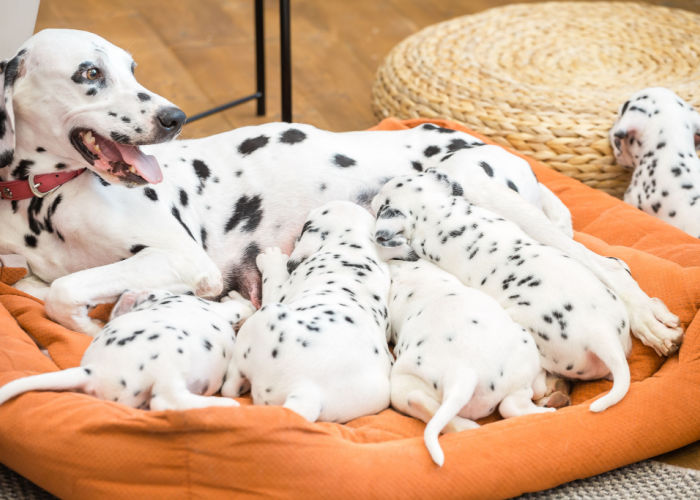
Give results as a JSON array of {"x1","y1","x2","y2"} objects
[{"x1": 185, "y1": 0, "x2": 292, "y2": 124}]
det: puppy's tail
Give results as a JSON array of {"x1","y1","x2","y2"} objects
[
  {"x1": 588, "y1": 340, "x2": 631, "y2": 413},
  {"x1": 423, "y1": 369, "x2": 478, "y2": 467},
  {"x1": 0, "y1": 367, "x2": 91, "y2": 405}
]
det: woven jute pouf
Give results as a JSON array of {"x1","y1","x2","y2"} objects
[{"x1": 372, "y1": 1, "x2": 700, "y2": 198}]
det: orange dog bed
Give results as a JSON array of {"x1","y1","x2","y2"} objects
[{"x1": 1, "y1": 119, "x2": 699, "y2": 499}]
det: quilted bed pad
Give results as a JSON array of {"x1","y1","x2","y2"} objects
[{"x1": 0, "y1": 118, "x2": 699, "y2": 499}]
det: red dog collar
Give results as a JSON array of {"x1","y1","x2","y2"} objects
[{"x1": 0, "y1": 169, "x2": 86, "y2": 201}]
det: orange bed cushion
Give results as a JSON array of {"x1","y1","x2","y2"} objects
[{"x1": 1, "y1": 118, "x2": 699, "y2": 499}]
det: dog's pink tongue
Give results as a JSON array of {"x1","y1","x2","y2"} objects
[{"x1": 116, "y1": 143, "x2": 163, "y2": 184}]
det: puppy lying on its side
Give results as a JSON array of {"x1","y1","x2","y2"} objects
[
  {"x1": 226, "y1": 201, "x2": 393, "y2": 423},
  {"x1": 388, "y1": 259, "x2": 552, "y2": 466},
  {"x1": 0, "y1": 290, "x2": 254, "y2": 410}
]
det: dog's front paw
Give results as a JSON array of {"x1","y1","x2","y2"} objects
[
  {"x1": 629, "y1": 297, "x2": 683, "y2": 356},
  {"x1": 256, "y1": 247, "x2": 288, "y2": 275},
  {"x1": 193, "y1": 266, "x2": 224, "y2": 298},
  {"x1": 45, "y1": 284, "x2": 104, "y2": 336}
]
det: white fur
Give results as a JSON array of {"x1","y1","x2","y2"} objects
[
  {"x1": 227, "y1": 201, "x2": 393, "y2": 423},
  {"x1": 0, "y1": 29, "x2": 569, "y2": 336},
  {"x1": 388, "y1": 259, "x2": 552, "y2": 466},
  {"x1": 610, "y1": 87, "x2": 700, "y2": 238},
  {"x1": 373, "y1": 171, "x2": 636, "y2": 412},
  {"x1": 0, "y1": 290, "x2": 254, "y2": 410}
]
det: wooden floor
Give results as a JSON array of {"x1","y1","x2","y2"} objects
[
  {"x1": 31, "y1": 0, "x2": 700, "y2": 474},
  {"x1": 35, "y1": 0, "x2": 700, "y2": 139}
]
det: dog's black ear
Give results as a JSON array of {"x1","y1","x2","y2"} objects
[{"x1": 0, "y1": 50, "x2": 25, "y2": 168}]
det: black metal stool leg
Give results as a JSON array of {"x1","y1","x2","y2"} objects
[
  {"x1": 255, "y1": 0, "x2": 266, "y2": 116},
  {"x1": 280, "y1": 0, "x2": 292, "y2": 122}
]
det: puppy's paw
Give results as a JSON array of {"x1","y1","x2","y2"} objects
[
  {"x1": 255, "y1": 247, "x2": 289, "y2": 277},
  {"x1": 256, "y1": 247, "x2": 288, "y2": 274},
  {"x1": 220, "y1": 290, "x2": 257, "y2": 322},
  {"x1": 629, "y1": 297, "x2": 683, "y2": 356}
]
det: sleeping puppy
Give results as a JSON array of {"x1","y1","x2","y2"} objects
[
  {"x1": 0, "y1": 290, "x2": 254, "y2": 410},
  {"x1": 225, "y1": 201, "x2": 393, "y2": 423},
  {"x1": 372, "y1": 171, "x2": 632, "y2": 413},
  {"x1": 388, "y1": 259, "x2": 552, "y2": 466}
]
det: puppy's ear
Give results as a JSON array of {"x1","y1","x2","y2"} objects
[
  {"x1": 0, "y1": 50, "x2": 26, "y2": 168},
  {"x1": 610, "y1": 125, "x2": 638, "y2": 170},
  {"x1": 110, "y1": 290, "x2": 153, "y2": 320}
]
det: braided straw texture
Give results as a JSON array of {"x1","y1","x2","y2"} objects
[{"x1": 372, "y1": 1, "x2": 700, "y2": 197}]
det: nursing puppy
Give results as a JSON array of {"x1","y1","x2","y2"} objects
[
  {"x1": 388, "y1": 259, "x2": 552, "y2": 466},
  {"x1": 373, "y1": 171, "x2": 632, "y2": 412},
  {"x1": 226, "y1": 201, "x2": 392, "y2": 423},
  {"x1": 0, "y1": 290, "x2": 254, "y2": 410}
]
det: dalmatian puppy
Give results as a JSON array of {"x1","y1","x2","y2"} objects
[
  {"x1": 0, "y1": 29, "x2": 573, "y2": 337},
  {"x1": 225, "y1": 201, "x2": 392, "y2": 423},
  {"x1": 388, "y1": 259, "x2": 553, "y2": 466},
  {"x1": 425, "y1": 157, "x2": 683, "y2": 358},
  {"x1": 0, "y1": 290, "x2": 254, "y2": 410},
  {"x1": 373, "y1": 170, "x2": 635, "y2": 412},
  {"x1": 610, "y1": 87, "x2": 700, "y2": 238}
]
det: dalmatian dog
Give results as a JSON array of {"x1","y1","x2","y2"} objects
[
  {"x1": 0, "y1": 289, "x2": 254, "y2": 410},
  {"x1": 388, "y1": 259, "x2": 553, "y2": 466},
  {"x1": 225, "y1": 201, "x2": 393, "y2": 423},
  {"x1": 0, "y1": 28, "x2": 573, "y2": 337},
  {"x1": 421, "y1": 156, "x2": 684, "y2": 358},
  {"x1": 373, "y1": 169, "x2": 643, "y2": 412},
  {"x1": 610, "y1": 87, "x2": 700, "y2": 238}
]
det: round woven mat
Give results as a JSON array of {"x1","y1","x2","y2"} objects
[{"x1": 372, "y1": 1, "x2": 700, "y2": 197}]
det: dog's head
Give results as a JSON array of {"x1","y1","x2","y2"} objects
[
  {"x1": 286, "y1": 200, "x2": 375, "y2": 273},
  {"x1": 0, "y1": 29, "x2": 187, "y2": 186},
  {"x1": 371, "y1": 172, "x2": 461, "y2": 262},
  {"x1": 610, "y1": 87, "x2": 700, "y2": 169}
]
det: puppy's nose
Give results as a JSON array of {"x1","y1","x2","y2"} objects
[{"x1": 156, "y1": 106, "x2": 186, "y2": 133}]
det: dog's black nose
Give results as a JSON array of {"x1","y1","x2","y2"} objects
[{"x1": 156, "y1": 106, "x2": 186, "y2": 133}]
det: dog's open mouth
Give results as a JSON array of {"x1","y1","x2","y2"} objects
[{"x1": 70, "y1": 129, "x2": 163, "y2": 185}]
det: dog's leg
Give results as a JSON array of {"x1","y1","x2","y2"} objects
[
  {"x1": 499, "y1": 387, "x2": 556, "y2": 419},
  {"x1": 282, "y1": 381, "x2": 323, "y2": 422},
  {"x1": 149, "y1": 377, "x2": 239, "y2": 411},
  {"x1": 538, "y1": 184, "x2": 573, "y2": 237},
  {"x1": 45, "y1": 247, "x2": 222, "y2": 336},
  {"x1": 446, "y1": 173, "x2": 683, "y2": 355},
  {"x1": 13, "y1": 274, "x2": 51, "y2": 301},
  {"x1": 255, "y1": 247, "x2": 290, "y2": 306}
]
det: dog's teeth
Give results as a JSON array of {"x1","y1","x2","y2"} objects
[{"x1": 84, "y1": 131, "x2": 94, "y2": 144}]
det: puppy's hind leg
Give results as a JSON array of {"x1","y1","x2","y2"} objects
[
  {"x1": 149, "y1": 377, "x2": 239, "y2": 411},
  {"x1": 391, "y1": 372, "x2": 478, "y2": 433},
  {"x1": 282, "y1": 381, "x2": 324, "y2": 422},
  {"x1": 499, "y1": 387, "x2": 556, "y2": 419}
]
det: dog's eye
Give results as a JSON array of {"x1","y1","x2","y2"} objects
[{"x1": 85, "y1": 67, "x2": 102, "y2": 80}]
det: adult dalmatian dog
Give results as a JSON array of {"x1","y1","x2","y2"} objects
[
  {"x1": 0, "y1": 28, "x2": 567, "y2": 335},
  {"x1": 610, "y1": 87, "x2": 700, "y2": 238},
  {"x1": 0, "y1": 29, "x2": 683, "y2": 358}
]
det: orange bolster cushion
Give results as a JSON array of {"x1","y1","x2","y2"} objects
[{"x1": 1, "y1": 118, "x2": 699, "y2": 499}]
